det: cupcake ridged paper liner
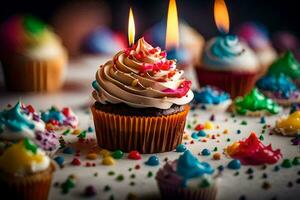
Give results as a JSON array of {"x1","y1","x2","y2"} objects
[
  {"x1": 2, "y1": 54, "x2": 66, "y2": 92},
  {"x1": 91, "y1": 105, "x2": 189, "y2": 154},
  {"x1": 0, "y1": 163, "x2": 55, "y2": 200}
]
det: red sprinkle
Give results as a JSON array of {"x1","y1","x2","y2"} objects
[
  {"x1": 62, "y1": 107, "x2": 71, "y2": 117},
  {"x1": 71, "y1": 158, "x2": 81, "y2": 166},
  {"x1": 128, "y1": 151, "x2": 142, "y2": 160},
  {"x1": 86, "y1": 162, "x2": 91, "y2": 167},
  {"x1": 195, "y1": 124, "x2": 205, "y2": 131},
  {"x1": 26, "y1": 105, "x2": 35, "y2": 113},
  {"x1": 135, "y1": 165, "x2": 141, "y2": 170},
  {"x1": 190, "y1": 140, "x2": 194, "y2": 144}
]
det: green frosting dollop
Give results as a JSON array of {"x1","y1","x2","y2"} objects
[
  {"x1": 234, "y1": 88, "x2": 280, "y2": 115},
  {"x1": 268, "y1": 51, "x2": 300, "y2": 79}
]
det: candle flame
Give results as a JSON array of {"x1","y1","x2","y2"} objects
[
  {"x1": 214, "y1": 0, "x2": 230, "y2": 34},
  {"x1": 166, "y1": 0, "x2": 179, "y2": 50},
  {"x1": 128, "y1": 7, "x2": 135, "y2": 46}
]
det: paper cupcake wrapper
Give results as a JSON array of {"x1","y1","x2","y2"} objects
[
  {"x1": 0, "y1": 163, "x2": 55, "y2": 200},
  {"x1": 157, "y1": 180, "x2": 217, "y2": 200},
  {"x1": 91, "y1": 105, "x2": 189, "y2": 154},
  {"x1": 1, "y1": 54, "x2": 66, "y2": 92},
  {"x1": 196, "y1": 67, "x2": 257, "y2": 98}
]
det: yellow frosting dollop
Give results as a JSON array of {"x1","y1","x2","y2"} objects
[
  {"x1": 0, "y1": 139, "x2": 50, "y2": 175},
  {"x1": 276, "y1": 111, "x2": 300, "y2": 132}
]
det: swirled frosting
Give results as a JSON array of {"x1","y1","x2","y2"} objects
[
  {"x1": 268, "y1": 51, "x2": 300, "y2": 79},
  {"x1": 234, "y1": 88, "x2": 280, "y2": 115},
  {"x1": 92, "y1": 38, "x2": 193, "y2": 109},
  {"x1": 0, "y1": 15, "x2": 65, "y2": 59},
  {"x1": 0, "y1": 138, "x2": 50, "y2": 176},
  {"x1": 256, "y1": 74, "x2": 297, "y2": 99},
  {"x1": 0, "y1": 102, "x2": 45, "y2": 141},
  {"x1": 202, "y1": 35, "x2": 259, "y2": 71}
]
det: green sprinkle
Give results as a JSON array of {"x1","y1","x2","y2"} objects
[
  {"x1": 261, "y1": 130, "x2": 265, "y2": 134},
  {"x1": 233, "y1": 119, "x2": 237, "y2": 123},
  {"x1": 109, "y1": 194, "x2": 115, "y2": 200},
  {"x1": 147, "y1": 171, "x2": 153, "y2": 178},
  {"x1": 193, "y1": 120, "x2": 197, "y2": 125},
  {"x1": 281, "y1": 159, "x2": 292, "y2": 168},
  {"x1": 292, "y1": 157, "x2": 300, "y2": 165},
  {"x1": 63, "y1": 129, "x2": 71, "y2": 135},
  {"x1": 130, "y1": 174, "x2": 136, "y2": 179},
  {"x1": 108, "y1": 171, "x2": 115, "y2": 176},
  {"x1": 187, "y1": 124, "x2": 192, "y2": 129},
  {"x1": 77, "y1": 131, "x2": 87, "y2": 139},
  {"x1": 259, "y1": 135, "x2": 264, "y2": 141},
  {"x1": 129, "y1": 181, "x2": 135, "y2": 186},
  {"x1": 273, "y1": 165, "x2": 280, "y2": 171},
  {"x1": 240, "y1": 120, "x2": 247, "y2": 125},
  {"x1": 226, "y1": 138, "x2": 231, "y2": 142},
  {"x1": 213, "y1": 147, "x2": 218, "y2": 152},
  {"x1": 23, "y1": 138, "x2": 38, "y2": 154},
  {"x1": 231, "y1": 114, "x2": 236, "y2": 118},
  {"x1": 199, "y1": 178, "x2": 210, "y2": 188},
  {"x1": 61, "y1": 178, "x2": 75, "y2": 194},
  {"x1": 116, "y1": 174, "x2": 124, "y2": 182},
  {"x1": 112, "y1": 150, "x2": 124, "y2": 159},
  {"x1": 104, "y1": 185, "x2": 111, "y2": 191},
  {"x1": 128, "y1": 168, "x2": 132, "y2": 171}
]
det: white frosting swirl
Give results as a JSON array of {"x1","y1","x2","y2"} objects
[
  {"x1": 202, "y1": 35, "x2": 259, "y2": 72},
  {"x1": 93, "y1": 38, "x2": 194, "y2": 109}
]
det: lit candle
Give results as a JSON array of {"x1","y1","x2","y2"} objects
[
  {"x1": 214, "y1": 0, "x2": 230, "y2": 34},
  {"x1": 128, "y1": 7, "x2": 135, "y2": 46}
]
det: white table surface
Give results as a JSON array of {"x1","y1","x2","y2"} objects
[{"x1": 0, "y1": 56, "x2": 299, "y2": 200}]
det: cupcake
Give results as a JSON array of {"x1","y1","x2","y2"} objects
[
  {"x1": 0, "y1": 102, "x2": 45, "y2": 141},
  {"x1": 273, "y1": 111, "x2": 300, "y2": 137},
  {"x1": 196, "y1": 35, "x2": 260, "y2": 98},
  {"x1": 0, "y1": 15, "x2": 67, "y2": 92},
  {"x1": 91, "y1": 38, "x2": 193, "y2": 153},
  {"x1": 267, "y1": 51, "x2": 300, "y2": 86},
  {"x1": 193, "y1": 86, "x2": 231, "y2": 112},
  {"x1": 41, "y1": 106, "x2": 78, "y2": 130},
  {"x1": 236, "y1": 22, "x2": 277, "y2": 76},
  {"x1": 256, "y1": 74, "x2": 300, "y2": 106},
  {"x1": 230, "y1": 88, "x2": 280, "y2": 116},
  {"x1": 156, "y1": 150, "x2": 217, "y2": 200},
  {"x1": 0, "y1": 138, "x2": 55, "y2": 199}
]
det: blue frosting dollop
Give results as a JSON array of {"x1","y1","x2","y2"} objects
[
  {"x1": 92, "y1": 80, "x2": 100, "y2": 92},
  {"x1": 211, "y1": 35, "x2": 243, "y2": 59},
  {"x1": 41, "y1": 107, "x2": 65, "y2": 124},
  {"x1": 176, "y1": 150, "x2": 214, "y2": 182},
  {"x1": 194, "y1": 86, "x2": 230, "y2": 105},
  {"x1": 256, "y1": 74, "x2": 297, "y2": 98},
  {"x1": 0, "y1": 102, "x2": 35, "y2": 132}
]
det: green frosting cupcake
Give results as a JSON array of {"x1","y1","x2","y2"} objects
[
  {"x1": 234, "y1": 88, "x2": 280, "y2": 115},
  {"x1": 268, "y1": 51, "x2": 300, "y2": 79}
]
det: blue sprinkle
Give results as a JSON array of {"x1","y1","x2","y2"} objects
[
  {"x1": 144, "y1": 155, "x2": 160, "y2": 166},
  {"x1": 237, "y1": 130, "x2": 241, "y2": 134},
  {"x1": 87, "y1": 126, "x2": 94, "y2": 132},
  {"x1": 260, "y1": 117, "x2": 266, "y2": 124},
  {"x1": 54, "y1": 156, "x2": 64, "y2": 166},
  {"x1": 197, "y1": 130, "x2": 207, "y2": 137},
  {"x1": 176, "y1": 144, "x2": 187, "y2": 152},
  {"x1": 201, "y1": 148, "x2": 211, "y2": 156},
  {"x1": 63, "y1": 147, "x2": 75, "y2": 154},
  {"x1": 227, "y1": 159, "x2": 241, "y2": 170},
  {"x1": 92, "y1": 80, "x2": 100, "y2": 92},
  {"x1": 191, "y1": 132, "x2": 199, "y2": 139},
  {"x1": 217, "y1": 165, "x2": 224, "y2": 172}
]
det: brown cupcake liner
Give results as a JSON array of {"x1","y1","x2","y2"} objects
[
  {"x1": 91, "y1": 104, "x2": 189, "y2": 154},
  {"x1": 1, "y1": 53, "x2": 67, "y2": 92},
  {"x1": 157, "y1": 180, "x2": 217, "y2": 200},
  {"x1": 0, "y1": 162, "x2": 55, "y2": 200},
  {"x1": 195, "y1": 67, "x2": 258, "y2": 98}
]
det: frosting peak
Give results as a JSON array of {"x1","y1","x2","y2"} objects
[{"x1": 92, "y1": 38, "x2": 193, "y2": 109}]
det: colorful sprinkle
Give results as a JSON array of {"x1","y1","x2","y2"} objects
[
  {"x1": 292, "y1": 157, "x2": 300, "y2": 165},
  {"x1": 228, "y1": 159, "x2": 241, "y2": 170},
  {"x1": 144, "y1": 156, "x2": 159, "y2": 166},
  {"x1": 260, "y1": 117, "x2": 266, "y2": 124},
  {"x1": 281, "y1": 159, "x2": 292, "y2": 168},
  {"x1": 54, "y1": 156, "x2": 64, "y2": 166},
  {"x1": 112, "y1": 150, "x2": 124, "y2": 159},
  {"x1": 201, "y1": 148, "x2": 211, "y2": 156},
  {"x1": 240, "y1": 120, "x2": 247, "y2": 125},
  {"x1": 175, "y1": 144, "x2": 187, "y2": 152},
  {"x1": 128, "y1": 151, "x2": 142, "y2": 160},
  {"x1": 204, "y1": 121, "x2": 214, "y2": 130},
  {"x1": 99, "y1": 149, "x2": 111, "y2": 157},
  {"x1": 83, "y1": 185, "x2": 97, "y2": 197},
  {"x1": 102, "y1": 156, "x2": 115, "y2": 165},
  {"x1": 86, "y1": 153, "x2": 97, "y2": 160},
  {"x1": 115, "y1": 174, "x2": 124, "y2": 182},
  {"x1": 191, "y1": 132, "x2": 199, "y2": 139},
  {"x1": 197, "y1": 130, "x2": 207, "y2": 137},
  {"x1": 195, "y1": 124, "x2": 205, "y2": 131},
  {"x1": 213, "y1": 153, "x2": 221, "y2": 160},
  {"x1": 71, "y1": 158, "x2": 81, "y2": 166}
]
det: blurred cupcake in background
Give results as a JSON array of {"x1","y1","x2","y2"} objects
[
  {"x1": 0, "y1": 15, "x2": 67, "y2": 92},
  {"x1": 193, "y1": 86, "x2": 231, "y2": 112},
  {"x1": 144, "y1": 21, "x2": 205, "y2": 68},
  {"x1": 272, "y1": 31, "x2": 300, "y2": 60},
  {"x1": 267, "y1": 51, "x2": 300, "y2": 86},
  {"x1": 81, "y1": 27, "x2": 126, "y2": 55},
  {"x1": 236, "y1": 22, "x2": 277, "y2": 77},
  {"x1": 256, "y1": 73, "x2": 300, "y2": 106},
  {"x1": 196, "y1": 35, "x2": 260, "y2": 98},
  {"x1": 53, "y1": 0, "x2": 110, "y2": 57}
]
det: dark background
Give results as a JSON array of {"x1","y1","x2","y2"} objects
[{"x1": 0, "y1": 0, "x2": 299, "y2": 39}]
